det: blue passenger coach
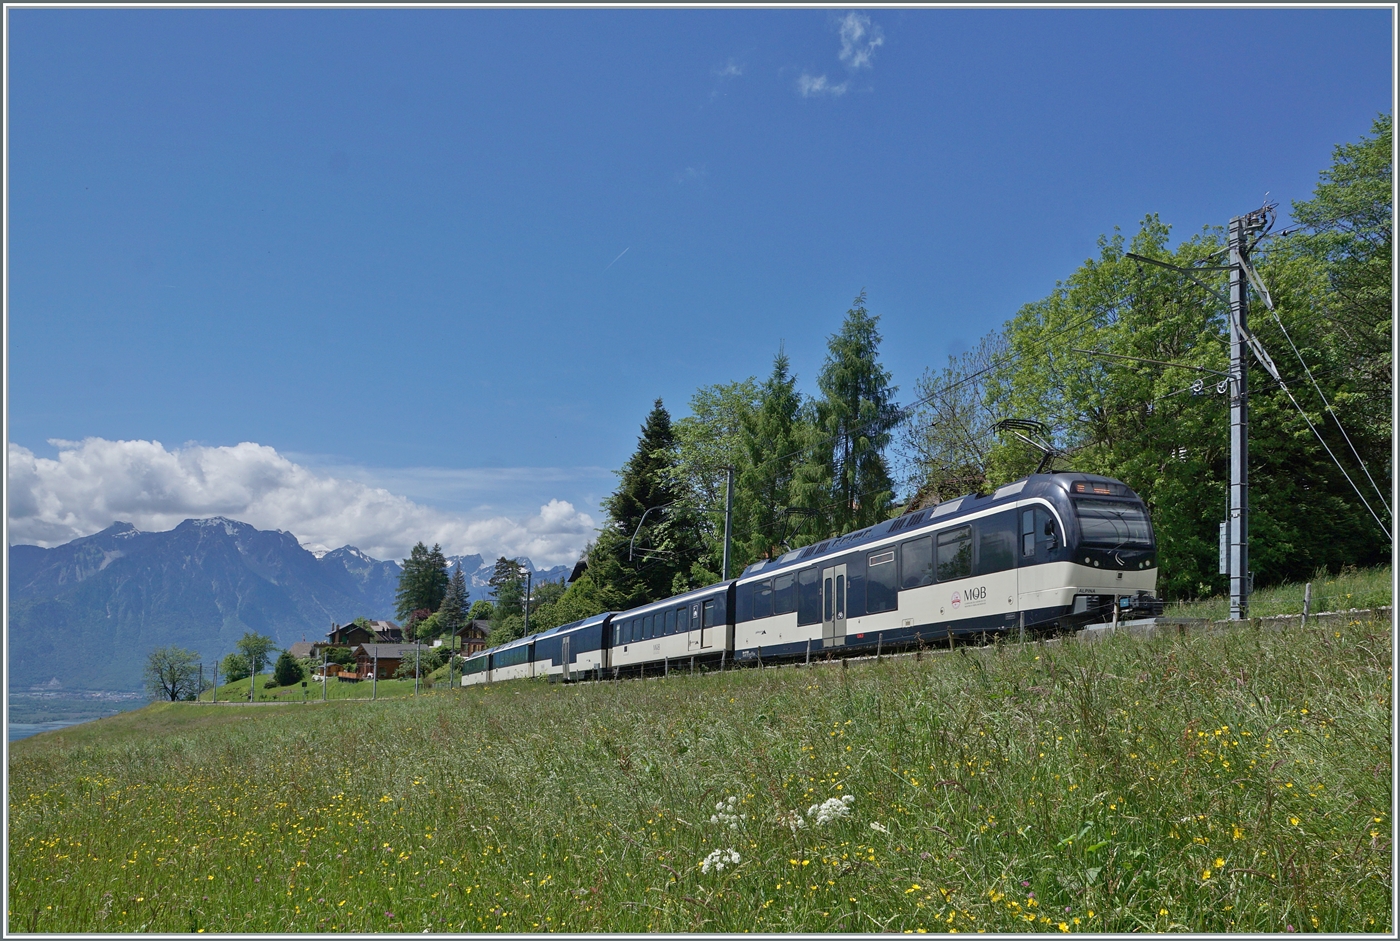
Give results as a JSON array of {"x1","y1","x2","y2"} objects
[{"x1": 461, "y1": 472, "x2": 1159, "y2": 684}]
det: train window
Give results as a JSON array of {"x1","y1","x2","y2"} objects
[
  {"x1": 1021, "y1": 509, "x2": 1036, "y2": 558},
  {"x1": 1074, "y1": 499, "x2": 1153, "y2": 547},
  {"x1": 735, "y1": 583, "x2": 752, "y2": 621},
  {"x1": 937, "y1": 526, "x2": 972, "y2": 581},
  {"x1": 974, "y1": 511, "x2": 1017, "y2": 575},
  {"x1": 836, "y1": 574, "x2": 845, "y2": 618},
  {"x1": 823, "y1": 576, "x2": 833, "y2": 621},
  {"x1": 691, "y1": 603, "x2": 701, "y2": 631},
  {"x1": 900, "y1": 535, "x2": 934, "y2": 590},
  {"x1": 680, "y1": 606, "x2": 690, "y2": 632},
  {"x1": 867, "y1": 549, "x2": 898, "y2": 613},
  {"x1": 797, "y1": 568, "x2": 821, "y2": 625},
  {"x1": 665, "y1": 608, "x2": 675, "y2": 635},
  {"x1": 753, "y1": 580, "x2": 773, "y2": 619},
  {"x1": 702, "y1": 599, "x2": 717, "y2": 628},
  {"x1": 644, "y1": 614, "x2": 654, "y2": 640},
  {"x1": 773, "y1": 573, "x2": 796, "y2": 615}
]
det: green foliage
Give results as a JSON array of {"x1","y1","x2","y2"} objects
[
  {"x1": 219, "y1": 652, "x2": 250, "y2": 683},
  {"x1": 272, "y1": 650, "x2": 304, "y2": 687},
  {"x1": 323, "y1": 646, "x2": 355, "y2": 667},
  {"x1": 467, "y1": 599, "x2": 494, "y2": 621},
  {"x1": 734, "y1": 348, "x2": 815, "y2": 565},
  {"x1": 522, "y1": 572, "x2": 608, "y2": 634},
  {"x1": 235, "y1": 632, "x2": 276, "y2": 679},
  {"x1": 796, "y1": 292, "x2": 900, "y2": 541},
  {"x1": 143, "y1": 646, "x2": 202, "y2": 702},
  {"x1": 489, "y1": 557, "x2": 526, "y2": 620},
  {"x1": 411, "y1": 612, "x2": 443, "y2": 642},
  {"x1": 395, "y1": 542, "x2": 450, "y2": 623},
  {"x1": 487, "y1": 614, "x2": 524, "y2": 647},
  {"x1": 438, "y1": 568, "x2": 470, "y2": 637},
  {"x1": 587, "y1": 400, "x2": 706, "y2": 610},
  {"x1": 674, "y1": 377, "x2": 762, "y2": 579}
]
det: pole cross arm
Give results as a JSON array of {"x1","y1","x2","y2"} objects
[{"x1": 1124, "y1": 252, "x2": 1230, "y2": 304}]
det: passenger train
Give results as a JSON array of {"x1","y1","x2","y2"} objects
[{"x1": 462, "y1": 472, "x2": 1162, "y2": 686}]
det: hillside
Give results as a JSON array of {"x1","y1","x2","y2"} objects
[
  {"x1": 8, "y1": 611, "x2": 1390, "y2": 933},
  {"x1": 6, "y1": 519, "x2": 566, "y2": 691}
]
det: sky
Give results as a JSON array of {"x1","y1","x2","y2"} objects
[{"x1": 5, "y1": 7, "x2": 1393, "y2": 565}]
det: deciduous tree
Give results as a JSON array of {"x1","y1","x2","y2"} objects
[{"x1": 143, "y1": 646, "x2": 201, "y2": 701}]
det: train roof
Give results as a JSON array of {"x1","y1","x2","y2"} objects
[
  {"x1": 737, "y1": 472, "x2": 1141, "y2": 582},
  {"x1": 612, "y1": 580, "x2": 731, "y2": 621}
]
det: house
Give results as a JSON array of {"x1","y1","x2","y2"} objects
[
  {"x1": 453, "y1": 619, "x2": 491, "y2": 655},
  {"x1": 320, "y1": 619, "x2": 405, "y2": 652},
  {"x1": 287, "y1": 641, "x2": 316, "y2": 660},
  {"x1": 353, "y1": 643, "x2": 431, "y2": 679}
]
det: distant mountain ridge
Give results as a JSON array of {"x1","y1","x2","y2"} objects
[{"x1": 8, "y1": 519, "x2": 569, "y2": 691}]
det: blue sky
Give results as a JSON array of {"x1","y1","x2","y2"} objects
[{"x1": 6, "y1": 7, "x2": 1392, "y2": 564}]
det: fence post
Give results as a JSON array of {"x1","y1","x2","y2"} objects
[
  {"x1": 1302, "y1": 582, "x2": 1313, "y2": 627},
  {"x1": 805, "y1": 638, "x2": 811, "y2": 666},
  {"x1": 720, "y1": 649, "x2": 726, "y2": 672},
  {"x1": 876, "y1": 634, "x2": 882, "y2": 660}
]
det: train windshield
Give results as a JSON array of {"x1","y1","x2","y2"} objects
[{"x1": 1074, "y1": 499, "x2": 1153, "y2": 548}]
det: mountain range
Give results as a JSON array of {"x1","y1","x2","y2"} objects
[{"x1": 7, "y1": 518, "x2": 569, "y2": 691}]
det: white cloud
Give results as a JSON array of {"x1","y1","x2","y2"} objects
[
  {"x1": 798, "y1": 73, "x2": 848, "y2": 98},
  {"x1": 6, "y1": 438, "x2": 597, "y2": 566},
  {"x1": 715, "y1": 59, "x2": 743, "y2": 78},
  {"x1": 837, "y1": 12, "x2": 884, "y2": 70}
]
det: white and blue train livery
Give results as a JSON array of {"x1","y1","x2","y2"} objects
[{"x1": 459, "y1": 472, "x2": 1160, "y2": 685}]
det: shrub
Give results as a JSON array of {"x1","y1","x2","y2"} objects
[{"x1": 273, "y1": 651, "x2": 304, "y2": 687}]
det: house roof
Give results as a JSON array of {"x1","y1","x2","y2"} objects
[
  {"x1": 287, "y1": 641, "x2": 316, "y2": 659},
  {"x1": 454, "y1": 619, "x2": 491, "y2": 637},
  {"x1": 354, "y1": 643, "x2": 430, "y2": 659}
]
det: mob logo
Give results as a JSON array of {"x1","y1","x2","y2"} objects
[{"x1": 950, "y1": 591, "x2": 962, "y2": 609}]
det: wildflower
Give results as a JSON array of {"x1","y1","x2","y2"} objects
[
  {"x1": 871, "y1": 822, "x2": 889, "y2": 834},
  {"x1": 710, "y1": 796, "x2": 747, "y2": 829},
  {"x1": 700, "y1": 848, "x2": 741, "y2": 874},
  {"x1": 807, "y1": 795, "x2": 855, "y2": 827}
]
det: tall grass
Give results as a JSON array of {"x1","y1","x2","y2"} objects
[
  {"x1": 9, "y1": 614, "x2": 1390, "y2": 933},
  {"x1": 1166, "y1": 565, "x2": 1391, "y2": 621}
]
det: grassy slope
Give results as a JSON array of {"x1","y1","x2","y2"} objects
[
  {"x1": 1167, "y1": 566, "x2": 1391, "y2": 621},
  {"x1": 8, "y1": 614, "x2": 1391, "y2": 933}
]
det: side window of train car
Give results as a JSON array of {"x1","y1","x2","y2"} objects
[
  {"x1": 753, "y1": 579, "x2": 773, "y2": 619},
  {"x1": 702, "y1": 599, "x2": 717, "y2": 628},
  {"x1": 900, "y1": 535, "x2": 934, "y2": 590},
  {"x1": 1021, "y1": 508, "x2": 1036, "y2": 559},
  {"x1": 866, "y1": 549, "x2": 898, "y2": 613},
  {"x1": 974, "y1": 510, "x2": 1017, "y2": 575},
  {"x1": 735, "y1": 582, "x2": 752, "y2": 622},
  {"x1": 936, "y1": 526, "x2": 972, "y2": 581},
  {"x1": 691, "y1": 603, "x2": 701, "y2": 632},
  {"x1": 645, "y1": 614, "x2": 656, "y2": 640},
  {"x1": 796, "y1": 568, "x2": 821, "y2": 625},
  {"x1": 773, "y1": 574, "x2": 796, "y2": 615},
  {"x1": 665, "y1": 608, "x2": 675, "y2": 635}
]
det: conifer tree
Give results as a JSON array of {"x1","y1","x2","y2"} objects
[
  {"x1": 437, "y1": 567, "x2": 470, "y2": 639},
  {"x1": 395, "y1": 542, "x2": 450, "y2": 623},
  {"x1": 797, "y1": 292, "x2": 900, "y2": 538},
  {"x1": 735, "y1": 347, "x2": 808, "y2": 563}
]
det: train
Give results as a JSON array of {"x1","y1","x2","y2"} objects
[{"x1": 461, "y1": 471, "x2": 1163, "y2": 686}]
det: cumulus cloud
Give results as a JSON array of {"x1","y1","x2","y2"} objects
[
  {"x1": 6, "y1": 438, "x2": 597, "y2": 566},
  {"x1": 715, "y1": 59, "x2": 743, "y2": 78},
  {"x1": 837, "y1": 12, "x2": 884, "y2": 70}
]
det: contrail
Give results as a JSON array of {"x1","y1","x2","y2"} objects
[{"x1": 603, "y1": 247, "x2": 630, "y2": 272}]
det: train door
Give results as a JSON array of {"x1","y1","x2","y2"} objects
[
  {"x1": 822, "y1": 563, "x2": 847, "y2": 647},
  {"x1": 561, "y1": 637, "x2": 571, "y2": 682},
  {"x1": 688, "y1": 602, "x2": 702, "y2": 651}
]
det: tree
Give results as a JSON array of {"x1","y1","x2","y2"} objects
[
  {"x1": 488, "y1": 557, "x2": 526, "y2": 620},
  {"x1": 220, "y1": 652, "x2": 251, "y2": 683},
  {"x1": 438, "y1": 567, "x2": 470, "y2": 637},
  {"x1": 673, "y1": 378, "x2": 762, "y2": 579},
  {"x1": 896, "y1": 330, "x2": 1010, "y2": 507},
  {"x1": 797, "y1": 292, "x2": 901, "y2": 539},
  {"x1": 144, "y1": 646, "x2": 201, "y2": 701},
  {"x1": 395, "y1": 542, "x2": 450, "y2": 623},
  {"x1": 586, "y1": 399, "x2": 705, "y2": 608},
  {"x1": 273, "y1": 650, "x2": 304, "y2": 687},
  {"x1": 735, "y1": 347, "x2": 811, "y2": 565},
  {"x1": 467, "y1": 599, "x2": 494, "y2": 621},
  {"x1": 236, "y1": 632, "x2": 276, "y2": 682}
]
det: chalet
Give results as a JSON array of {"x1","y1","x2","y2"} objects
[
  {"x1": 320, "y1": 619, "x2": 405, "y2": 652},
  {"x1": 354, "y1": 643, "x2": 431, "y2": 680},
  {"x1": 287, "y1": 641, "x2": 316, "y2": 660},
  {"x1": 453, "y1": 619, "x2": 491, "y2": 655}
]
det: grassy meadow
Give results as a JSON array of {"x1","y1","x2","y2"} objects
[
  {"x1": 8, "y1": 612, "x2": 1392, "y2": 933},
  {"x1": 1166, "y1": 565, "x2": 1391, "y2": 622}
]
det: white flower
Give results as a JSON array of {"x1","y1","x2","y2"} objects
[
  {"x1": 870, "y1": 821, "x2": 889, "y2": 834},
  {"x1": 806, "y1": 796, "x2": 854, "y2": 827},
  {"x1": 700, "y1": 848, "x2": 741, "y2": 874},
  {"x1": 710, "y1": 795, "x2": 746, "y2": 829},
  {"x1": 775, "y1": 809, "x2": 807, "y2": 833}
]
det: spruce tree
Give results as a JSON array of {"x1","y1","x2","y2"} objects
[
  {"x1": 438, "y1": 567, "x2": 470, "y2": 639},
  {"x1": 395, "y1": 542, "x2": 450, "y2": 623},
  {"x1": 800, "y1": 292, "x2": 900, "y2": 537},
  {"x1": 736, "y1": 347, "x2": 809, "y2": 563}
]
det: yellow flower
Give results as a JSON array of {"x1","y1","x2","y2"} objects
[
  {"x1": 1201, "y1": 870, "x2": 1211, "y2": 880},
  {"x1": 1214, "y1": 858, "x2": 1225, "y2": 869}
]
